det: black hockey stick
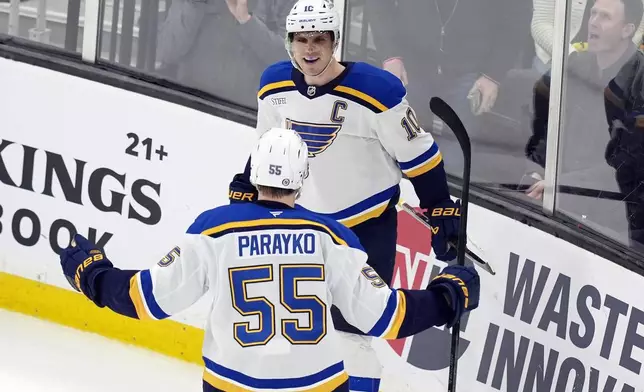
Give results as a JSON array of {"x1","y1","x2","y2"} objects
[{"x1": 429, "y1": 96, "x2": 471, "y2": 392}]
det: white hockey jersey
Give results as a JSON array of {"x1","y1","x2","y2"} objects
[
  {"x1": 256, "y1": 61, "x2": 443, "y2": 227},
  {"x1": 127, "y1": 201, "x2": 410, "y2": 391}
]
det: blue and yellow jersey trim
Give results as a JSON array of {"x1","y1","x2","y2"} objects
[
  {"x1": 368, "y1": 290, "x2": 407, "y2": 339},
  {"x1": 398, "y1": 143, "x2": 443, "y2": 178},
  {"x1": 329, "y1": 62, "x2": 406, "y2": 113},
  {"x1": 203, "y1": 358, "x2": 349, "y2": 391},
  {"x1": 256, "y1": 61, "x2": 406, "y2": 113},
  {"x1": 129, "y1": 270, "x2": 170, "y2": 321},
  {"x1": 258, "y1": 80, "x2": 297, "y2": 100},
  {"x1": 258, "y1": 61, "x2": 296, "y2": 100},
  {"x1": 324, "y1": 185, "x2": 399, "y2": 228},
  {"x1": 330, "y1": 85, "x2": 389, "y2": 113},
  {"x1": 201, "y1": 218, "x2": 347, "y2": 246},
  {"x1": 191, "y1": 203, "x2": 364, "y2": 251}
]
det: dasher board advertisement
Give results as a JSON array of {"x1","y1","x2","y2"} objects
[{"x1": 0, "y1": 57, "x2": 642, "y2": 391}]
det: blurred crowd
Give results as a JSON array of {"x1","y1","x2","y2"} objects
[{"x1": 4, "y1": 0, "x2": 643, "y2": 253}]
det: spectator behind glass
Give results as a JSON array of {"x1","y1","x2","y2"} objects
[
  {"x1": 156, "y1": 0, "x2": 296, "y2": 109},
  {"x1": 531, "y1": 0, "x2": 644, "y2": 73},
  {"x1": 525, "y1": 0, "x2": 642, "y2": 245},
  {"x1": 365, "y1": 0, "x2": 530, "y2": 133},
  {"x1": 604, "y1": 47, "x2": 644, "y2": 252},
  {"x1": 531, "y1": 0, "x2": 594, "y2": 73},
  {"x1": 364, "y1": 0, "x2": 532, "y2": 184}
]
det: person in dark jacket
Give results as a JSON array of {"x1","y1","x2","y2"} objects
[
  {"x1": 604, "y1": 47, "x2": 644, "y2": 252},
  {"x1": 525, "y1": 0, "x2": 642, "y2": 246},
  {"x1": 364, "y1": 0, "x2": 531, "y2": 137},
  {"x1": 362, "y1": 0, "x2": 533, "y2": 185}
]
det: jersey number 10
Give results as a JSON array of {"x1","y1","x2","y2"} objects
[
  {"x1": 401, "y1": 107, "x2": 422, "y2": 141},
  {"x1": 229, "y1": 264, "x2": 327, "y2": 347}
]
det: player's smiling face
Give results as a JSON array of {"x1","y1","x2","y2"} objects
[{"x1": 291, "y1": 32, "x2": 335, "y2": 75}]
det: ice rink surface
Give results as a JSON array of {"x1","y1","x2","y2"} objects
[{"x1": 0, "y1": 309, "x2": 203, "y2": 392}]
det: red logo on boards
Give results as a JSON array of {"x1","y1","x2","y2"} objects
[
  {"x1": 389, "y1": 207, "x2": 432, "y2": 355},
  {"x1": 390, "y1": 207, "x2": 470, "y2": 370}
]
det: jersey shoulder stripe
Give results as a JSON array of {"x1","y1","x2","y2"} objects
[
  {"x1": 258, "y1": 60, "x2": 296, "y2": 100},
  {"x1": 189, "y1": 204, "x2": 364, "y2": 251},
  {"x1": 202, "y1": 218, "x2": 348, "y2": 246},
  {"x1": 330, "y1": 62, "x2": 406, "y2": 113}
]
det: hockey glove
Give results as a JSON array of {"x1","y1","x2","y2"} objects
[
  {"x1": 229, "y1": 173, "x2": 258, "y2": 204},
  {"x1": 60, "y1": 234, "x2": 113, "y2": 306},
  {"x1": 426, "y1": 199, "x2": 461, "y2": 261},
  {"x1": 428, "y1": 265, "x2": 480, "y2": 328}
]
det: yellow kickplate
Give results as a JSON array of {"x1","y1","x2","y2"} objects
[{"x1": 0, "y1": 272, "x2": 204, "y2": 365}]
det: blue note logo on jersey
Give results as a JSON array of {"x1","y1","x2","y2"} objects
[{"x1": 286, "y1": 118, "x2": 342, "y2": 157}]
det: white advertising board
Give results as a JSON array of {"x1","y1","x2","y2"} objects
[
  {"x1": 0, "y1": 57, "x2": 643, "y2": 391},
  {"x1": 379, "y1": 187, "x2": 644, "y2": 391},
  {"x1": 0, "y1": 57, "x2": 257, "y2": 325}
]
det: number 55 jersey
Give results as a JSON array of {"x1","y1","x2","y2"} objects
[
  {"x1": 256, "y1": 61, "x2": 446, "y2": 228},
  {"x1": 121, "y1": 201, "x2": 452, "y2": 391}
]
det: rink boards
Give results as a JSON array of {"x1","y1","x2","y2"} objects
[{"x1": 0, "y1": 57, "x2": 643, "y2": 391}]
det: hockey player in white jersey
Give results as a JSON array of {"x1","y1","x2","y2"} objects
[
  {"x1": 228, "y1": 1, "x2": 464, "y2": 390},
  {"x1": 60, "y1": 128, "x2": 480, "y2": 392}
]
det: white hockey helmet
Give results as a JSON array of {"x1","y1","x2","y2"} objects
[
  {"x1": 250, "y1": 128, "x2": 309, "y2": 191},
  {"x1": 285, "y1": 0, "x2": 341, "y2": 73}
]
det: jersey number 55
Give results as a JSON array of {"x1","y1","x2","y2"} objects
[{"x1": 229, "y1": 264, "x2": 327, "y2": 347}]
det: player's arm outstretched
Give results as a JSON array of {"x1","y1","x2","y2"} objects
[
  {"x1": 59, "y1": 224, "x2": 212, "y2": 321},
  {"x1": 326, "y1": 227, "x2": 480, "y2": 338},
  {"x1": 374, "y1": 74, "x2": 461, "y2": 262}
]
